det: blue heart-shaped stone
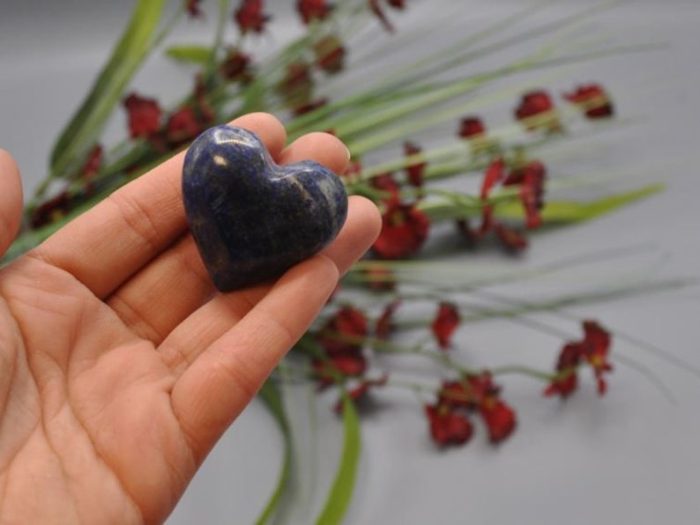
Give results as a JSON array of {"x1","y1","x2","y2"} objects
[{"x1": 182, "y1": 125, "x2": 348, "y2": 291}]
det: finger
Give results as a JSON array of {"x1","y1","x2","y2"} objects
[
  {"x1": 107, "y1": 131, "x2": 353, "y2": 343},
  {"x1": 171, "y1": 253, "x2": 338, "y2": 462},
  {"x1": 278, "y1": 131, "x2": 350, "y2": 174},
  {"x1": 32, "y1": 113, "x2": 287, "y2": 298},
  {"x1": 0, "y1": 150, "x2": 23, "y2": 256},
  {"x1": 159, "y1": 196, "x2": 380, "y2": 374}
]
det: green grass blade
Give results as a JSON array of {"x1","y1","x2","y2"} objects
[
  {"x1": 314, "y1": 396, "x2": 361, "y2": 525},
  {"x1": 165, "y1": 44, "x2": 212, "y2": 65},
  {"x1": 49, "y1": 0, "x2": 166, "y2": 182},
  {"x1": 256, "y1": 380, "x2": 293, "y2": 525},
  {"x1": 497, "y1": 184, "x2": 665, "y2": 224}
]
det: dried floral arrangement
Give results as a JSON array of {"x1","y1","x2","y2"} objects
[{"x1": 3, "y1": 1, "x2": 684, "y2": 523}]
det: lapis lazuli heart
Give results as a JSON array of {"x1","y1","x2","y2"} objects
[{"x1": 182, "y1": 125, "x2": 348, "y2": 291}]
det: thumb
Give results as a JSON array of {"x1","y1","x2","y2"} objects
[{"x1": 0, "y1": 149, "x2": 23, "y2": 257}]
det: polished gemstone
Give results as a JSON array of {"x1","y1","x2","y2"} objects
[{"x1": 182, "y1": 125, "x2": 348, "y2": 291}]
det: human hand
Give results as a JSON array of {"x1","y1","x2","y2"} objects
[{"x1": 0, "y1": 113, "x2": 380, "y2": 524}]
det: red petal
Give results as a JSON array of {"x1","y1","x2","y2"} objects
[
  {"x1": 375, "y1": 300, "x2": 401, "y2": 340},
  {"x1": 425, "y1": 404, "x2": 473, "y2": 446},
  {"x1": 544, "y1": 370, "x2": 579, "y2": 399},
  {"x1": 297, "y1": 0, "x2": 333, "y2": 24},
  {"x1": 431, "y1": 302, "x2": 460, "y2": 350},
  {"x1": 458, "y1": 116, "x2": 486, "y2": 139},
  {"x1": 480, "y1": 158, "x2": 505, "y2": 199},
  {"x1": 123, "y1": 93, "x2": 162, "y2": 139},
  {"x1": 480, "y1": 400, "x2": 517, "y2": 443},
  {"x1": 563, "y1": 84, "x2": 614, "y2": 119},
  {"x1": 165, "y1": 107, "x2": 202, "y2": 146},
  {"x1": 403, "y1": 141, "x2": 427, "y2": 188},
  {"x1": 515, "y1": 90, "x2": 554, "y2": 120},
  {"x1": 220, "y1": 49, "x2": 252, "y2": 82},
  {"x1": 370, "y1": 172, "x2": 400, "y2": 205},
  {"x1": 318, "y1": 306, "x2": 368, "y2": 356},
  {"x1": 314, "y1": 35, "x2": 345, "y2": 73},
  {"x1": 372, "y1": 202, "x2": 430, "y2": 259},
  {"x1": 234, "y1": 0, "x2": 270, "y2": 33}
]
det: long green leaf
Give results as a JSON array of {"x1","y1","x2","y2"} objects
[
  {"x1": 496, "y1": 184, "x2": 664, "y2": 224},
  {"x1": 314, "y1": 396, "x2": 361, "y2": 525},
  {"x1": 49, "y1": 0, "x2": 166, "y2": 181},
  {"x1": 256, "y1": 380, "x2": 293, "y2": 525},
  {"x1": 165, "y1": 44, "x2": 213, "y2": 65}
]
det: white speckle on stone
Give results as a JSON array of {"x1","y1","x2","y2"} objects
[{"x1": 213, "y1": 154, "x2": 228, "y2": 167}]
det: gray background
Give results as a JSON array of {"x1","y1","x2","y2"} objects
[{"x1": 2, "y1": 1, "x2": 700, "y2": 524}]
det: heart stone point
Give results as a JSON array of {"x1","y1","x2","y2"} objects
[{"x1": 182, "y1": 125, "x2": 348, "y2": 291}]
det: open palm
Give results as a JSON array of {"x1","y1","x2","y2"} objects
[{"x1": 0, "y1": 113, "x2": 380, "y2": 524}]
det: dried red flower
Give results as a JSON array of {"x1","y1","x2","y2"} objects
[
  {"x1": 165, "y1": 107, "x2": 202, "y2": 146},
  {"x1": 220, "y1": 49, "x2": 253, "y2": 82},
  {"x1": 318, "y1": 306, "x2": 368, "y2": 356},
  {"x1": 403, "y1": 141, "x2": 427, "y2": 188},
  {"x1": 544, "y1": 343, "x2": 583, "y2": 398},
  {"x1": 431, "y1": 302, "x2": 460, "y2": 350},
  {"x1": 313, "y1": 354, "x2": 367, "y2": 389},
  {"x1": 314, "y1": 35, "x2": 345, "y2": 73},
  {"x1": 375, "y1": 300, "x2": 401, "y2": 340},
  {"x1": 564, "y1": 83, "x2": 614, "y2": 119},
  {"x1": 515, "y1": 89, "x2": 554, "y2": 119},
  {"x1": 431, "y1": 373, "x2": 516, "y2": 445},
  {"x1": 186, "y1": 0, "x2": 203, "y2": 18},
  {"x1": 425, "y1": 404, "x2": 474, "y2": 447},
  {"x1": 480, "y1": 399, "x2": 517, "y2": 444},
  {"x1": 123, "y1": 93, "x2": 162, "y2": 140},
  {"x1": 581, "y1": 320, "x2": 613, "y2": 395},
  {"x1": 438, "y1": 373, "x2": 498, "y2": 410},
  {"x1": 372, "y1": 201, "x2": 430, "y2": 259},
  {"x1": 80, "y1": 144, "x2": 103, "y2": 181},
  {"x1": 515, "y1": 90, "x2": 560, "y2": 132},
  {"x1": 520, "y1": 169, "x2": 546, "y2": 229},
  {"x1": 297, "y1": 0, "x2": 334, "y2": 23},
  {"x1": 458, "y1": 116, "x2": 486, "y2": 139},
  {"x1": 234, "y1": 0, "x2": 270, "y2": 34}
]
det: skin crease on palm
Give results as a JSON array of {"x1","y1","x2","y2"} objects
[{"x1": 0, "y1": 113, "x2": 381, "y2": 524}]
